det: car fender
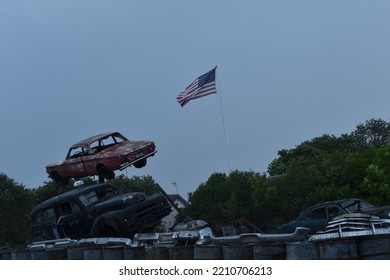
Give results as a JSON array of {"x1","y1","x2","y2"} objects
[{"x1": 90, "y1": 212, "x2": 121, "y2": 236}]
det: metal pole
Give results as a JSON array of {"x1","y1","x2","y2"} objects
[{"x1": 215, "y1": 66, "x2": 233, "y2": 172}]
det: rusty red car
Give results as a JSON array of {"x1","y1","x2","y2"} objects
[{"x1": 46, "y1": 132, "x2": 157, "y2": 185}]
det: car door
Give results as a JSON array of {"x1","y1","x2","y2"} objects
[
  {"x1": 326, "y1": 204, "x2": 344, "y2": 220},
  {"x1": 305, "y1": 207, "x2": 328, "y2": 233},
  {"x1": 81, "y1": 144, "x2": 100, "y2": 176},
  {"x1": 34, "y1": 207, "x2": 61, "y2": 240},
  {"x1": 55, "y1": 200, "x2": 89, "y2": 239},
  {"x1": 62, "y1": 146, "x2": 87, "y2": 178}
]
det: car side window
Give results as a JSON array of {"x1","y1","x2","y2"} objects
[
  {"x1": 327, "y1": 206, "x2": 342, "y2": 220},
  {"x1": 57, "y1": 201, "x2": 81, "y2": 217},
  {"x1": 42, "y1": 208, "x2": 56, "y2": 222},
  {"x1": 90, "y1": 140, "x2": 101, "y2": 154},
  {"x1": 90, "y1": 137, "x2": 116, "y2": 152},
  {"x1": 97, "y1": 187, "x2": 116, "y2": 199},
  {"x1": 79, "y1": 191, "x2": 98, "y2": 205},
  {"x1": 310, "y1": 208, "x2": 326, "y2": 220},
  {"x1": 67, "y1": 147, "x2": 84, "y2": 159},
  {"x1": 32, "y1": 213, "x2": 43, "y2": 227},
  {"x1": 101, "y1": 136, "x2": 116, "y2": 147}
]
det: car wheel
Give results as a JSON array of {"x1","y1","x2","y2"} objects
[
  {"x1": 133, "y1": 158, "x2": 147, "y2": 168},
  {"x1": 52, "y1": 172, "x2": 70, "y2": 186},
  {"x1": 97, "y1": 165, "x2": 115, "y2": 180}
]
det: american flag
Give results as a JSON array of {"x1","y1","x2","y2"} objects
[{"x1": 177, "y1": 67, "x2": 217, "y2": 107}]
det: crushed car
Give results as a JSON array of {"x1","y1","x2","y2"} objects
[
  {"x1": 277, "y1": 198, "x2": 390, "y2": 234},
  {"x1": 45, "y1": 132, "x2": 157, "y2": 185},
  {"x1": 30, "y1": 182, "x2": 171, "y2": 242}
]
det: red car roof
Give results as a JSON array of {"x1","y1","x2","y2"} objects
[{"x1": 70, "y1": 132, "x2": 125, "y2": 148}]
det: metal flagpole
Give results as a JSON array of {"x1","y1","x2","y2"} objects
[{"x1": 215, "y1": 66, "x2": 233, "y2": 172}]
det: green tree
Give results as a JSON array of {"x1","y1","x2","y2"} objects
[
  {"x1": 268, "y1": 134, "x2": 353, "y2": 176},
  {"x1": 221, "y1": 170, "x2": 257, "y2": 222},
  {"x1": 360, "y1": 145, "x2": 390, "y2": 205},
  {"x1": 0, "y1": 173, "x2": 33, "y2": 247},
  {"x1": 182, "y1": 171, "x2": 261, "y2": 232},
  {"x1": 251, "y1": 174, "x2": 279, "y2": 231},
  {"x1": 185, "y1": 172, "x2": 229, "y2": 225},
  {"x1": 351, "y1": 118, "x2": 390, "y2": 151}
]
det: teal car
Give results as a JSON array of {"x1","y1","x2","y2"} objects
[{"x1": 277, "y1": 198, "x2": 390, "y2": 234}]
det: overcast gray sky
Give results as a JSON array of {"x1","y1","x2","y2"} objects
[{"x1": 1, "y1": 1, "x2": 389, "y2": 198}]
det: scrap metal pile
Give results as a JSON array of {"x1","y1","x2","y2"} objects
[
  {"x1": 309, "y1": 213, "x2": 390, "y2": 241},
  {"x1": 3, "y1": 215, "x2": 385, "y2": 260},
  {"x1": 28, "y1": 220, "x2": 310, "y2": 250},
  {"x1": 27, "y1": 214, "x2": 390, "y2": 250},
  {"x1": 133, "y1": 226, "x2": 310, "y2": 247}
]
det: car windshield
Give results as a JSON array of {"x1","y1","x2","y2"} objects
[
  {"x1": 342, "y1": 199, "x2": 374, "y2": 213},
  {"x1": 79, "y1": 187, "x2": 117, "y2": 206}
]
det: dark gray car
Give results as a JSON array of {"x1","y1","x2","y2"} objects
[
  {"x1": 30, "y1": 183, "x2": 171, "y2": 241},
  {"x1": 277, "y1": 198, "x2": 390, "y2": 234}
]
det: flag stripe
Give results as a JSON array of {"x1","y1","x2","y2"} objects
[
  {"x1": 177, "y1": 82, "x2": 216, "y2": 101},
  {"x1": 177, "y1": 67, "x2": 217, "y2": 107},
  {"x1": 188, "y1": 83, "x2": 216, "y2": 99},
  {"x1": 177, "y1": 80, "x2": 199, "y2": 99}
]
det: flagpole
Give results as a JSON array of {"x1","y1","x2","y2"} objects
[{"x1": 215, "y1": 66, "x2": 233, "y2": 172}]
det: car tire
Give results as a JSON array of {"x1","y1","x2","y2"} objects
[
  {"x1": 52, "y1": 172, "x2": 70, "y2": 186},
  {"x1": 97, "y1": 165, "x2": 115, "y2": 180},
  {"x1": 133, "y1": 158, "x2": 147, "y2": 168}
]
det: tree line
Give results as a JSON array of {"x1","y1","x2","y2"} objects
[{"x1": 1, "y1": 118, "x2": 389, "y2": 247}]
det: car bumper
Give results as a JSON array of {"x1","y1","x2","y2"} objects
[{"x1": 119, "y1": 151, "x2": 157, "y2": 170}]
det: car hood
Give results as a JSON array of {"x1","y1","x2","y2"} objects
[
  {"x1": 89, "y1": 192, "x2": 147, "y2": 215},
  {"x1": 46, "y1": 161, "x2": 65, "y2": 168},
  {"x1": 360, "y1": 205, "x2": 390, "y2": 218}
]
